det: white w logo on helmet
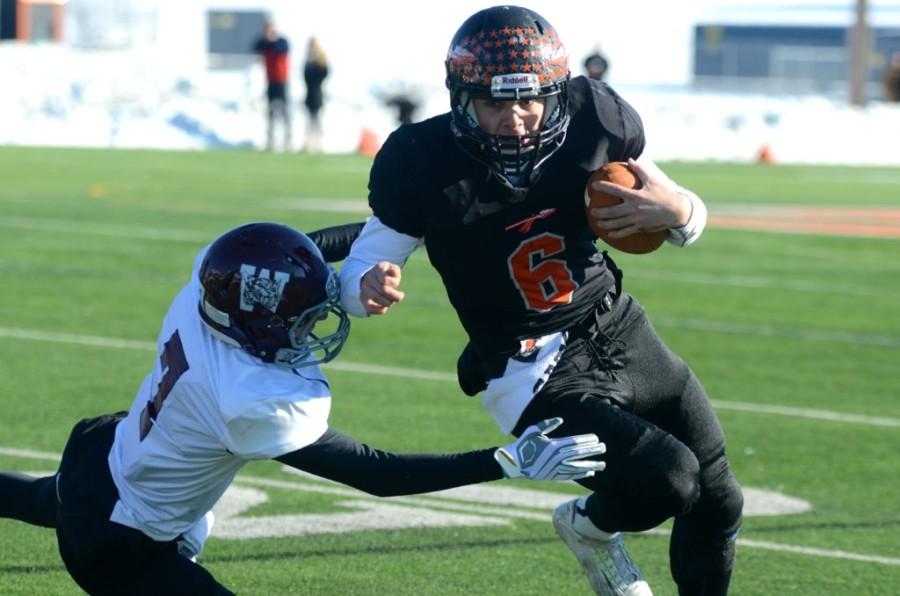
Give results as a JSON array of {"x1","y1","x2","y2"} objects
[{"x1": 239, "y1": 265, "x2": 290, "y2": 312}]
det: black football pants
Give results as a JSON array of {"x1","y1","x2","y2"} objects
[
  {"x1": 51, "y1": 413, "x2": 232, "y2": 595},
  {"x1": 0, "y1": 471, "x2": 58, "y2": 527},
  {"x1": 514, "y1": 292, "x2": 743, "y2": 596}
]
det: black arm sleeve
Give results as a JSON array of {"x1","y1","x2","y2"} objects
[
  {"x1": 274, "y1": 428, "x2": 503, "y2": 497},
  {"x1": 307, "y1": 222, "x2": 365, "y2": 263}
]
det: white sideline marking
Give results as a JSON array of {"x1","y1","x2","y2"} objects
[
  {"x1": 0, "y1": 327, "x2": 156, "y2": 351},
  {"x1": 630, "y1": 269, "x2": 885, "y2": 299},
  {"x1": 325, "y1": 360, "x2": 457, "y2": 382},
  {"x1": 3, "y1": 214, "x2": 898, "y2": 299},
  {"x1": 0, "y1": 447, "x2": 60, "y2": 462},
  {"x1": 709, "y1": 400, "x2": 900, "y2": 427},
  {"x1": 0, "y1": 215, "x2": 210, "y2": 243},
  {"x1": 641, "y1": 528, "x2": 900, "y2": 566},
  {"x1": 733, "y1": 537, "x2": 900, "y2": 566},
  {"x1": 655, "y1": 317, "x2": 900, "y2": 348},
  {"x1": 267, "y1": 198, "x2": 371, "y2": 213},
  {"x1": 1, "y1": 325, "x2": 898, "y2": 428}
]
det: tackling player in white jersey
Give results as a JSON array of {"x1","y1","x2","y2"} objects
[{"x1": 0, "y1": 222, "x2": 606, "y2": 595}]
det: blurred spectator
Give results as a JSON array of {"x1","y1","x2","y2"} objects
[
  {"x1": 253, "y1": 18, "x2": 292, "y2": 151},
  {"x1": 373, "y1": 82, "x2": 423, "y2": 127},
  {"x1": 385, "y1": 94, "x2": 421, "y2": 126},
  {"x1": 583, "y1": 48, "x2": 609, "y2": 81},
  {"x1": 303, "y1": 37, "x2": 330, "y2": 152},
  {"x1": 884, "y1": 51, "x2": 900, "y2": 102}
]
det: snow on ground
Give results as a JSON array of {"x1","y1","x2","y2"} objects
[{"x1": 2, "y1": 43, "x2": 899, "y2": 165}]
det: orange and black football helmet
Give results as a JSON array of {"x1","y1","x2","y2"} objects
[{"x1": 445, "y1": 5, "x2": 570, "y2": 188}]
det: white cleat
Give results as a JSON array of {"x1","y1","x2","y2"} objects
[{"x1": 552, "y1": 499, "x2": 652, "y2": 596}]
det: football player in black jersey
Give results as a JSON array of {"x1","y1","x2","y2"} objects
[{"x1": 338, "y1": 6, "x2": 743, "y2": 596}]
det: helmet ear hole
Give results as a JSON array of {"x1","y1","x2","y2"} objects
[{"x1": 458, "y1": 91, "x2": 480, "y2": 131}]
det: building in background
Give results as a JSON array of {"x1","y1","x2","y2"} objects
[
  {"x1": 208, "y1": 9, "x2": 266, "y2": 70},
  {"x1": 693, "y1": 3, "x2": 900, "y2": 100},
  {"x1": 1, "y1": 0, "x2": 67, "y2": 42}
]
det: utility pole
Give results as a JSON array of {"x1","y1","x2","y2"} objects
[{"x1": 849, "y1": 0, "x2": 870, "y2": 106}]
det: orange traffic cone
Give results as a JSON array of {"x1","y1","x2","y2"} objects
[
  {"x1": 756, "y1": 144, "x2": 776, "y2": 165},
  {"x1": 357, "y1": 128, "x2": 381, "y2": 157}
]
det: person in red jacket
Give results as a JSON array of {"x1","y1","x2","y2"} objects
[{"x1": 253, "y1": 18, "x2": 292, "y2": 151}]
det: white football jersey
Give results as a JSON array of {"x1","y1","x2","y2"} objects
[
  {"x1": 108, "y1": 249, "x2": 331, "y2": 544},
  {"x1": 482, "y1": 332, "x2": 566, "y2": 434}
]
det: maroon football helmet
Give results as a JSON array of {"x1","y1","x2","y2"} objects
[{"x1": 198, "y1": 222, "x2": 349, "y2": 369}]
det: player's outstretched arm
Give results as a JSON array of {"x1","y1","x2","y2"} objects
[
  {"x1": 495, "y1": 417, "x2": 606, "y2": 481},
  {"x1": 307, "y1": 222, "x2": 365, "y2": 263},
  {"x1": 338, "y1": 217, "x2": 420, "y2": 317},
  {"x1": 274, "y1": 418, "x2": 605, "y2": 497}
]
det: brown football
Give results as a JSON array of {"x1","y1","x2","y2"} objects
[{"x1": 584, "y1": 162, "x2": 667, "y2": 254}]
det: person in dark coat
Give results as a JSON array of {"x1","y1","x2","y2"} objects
[
  {"x1": 303, "y1": 37, "x2": 330, "y2": 152},
  {"x1": 883, "y1": 51, "x2": 900, "y2": 102},
  {"x1": 583, "y1": 48, "x2": 609, "y2": 81}
]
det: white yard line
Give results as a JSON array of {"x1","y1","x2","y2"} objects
[
  {"x1": 3, "y1": 214, "x2": 898, "y2": 298},
  {"x1": 1, "y1": 326, "x2": 898, "y2": 428},
  {"x1": 0, "y1": 327, "x2": 156, "y2": 351},
  {"x1": 653, "y1": 317, "x2": 900, "y2": 348},
  {"x1": 0, "y1": 447, "x2": 60, "y2": 462},
  {"x1": 267, "y1": 198, "x2": 371, "y2": 213},
  {"x1": 0, "y1": 215, "x2": 209, "y2": 243},
  {"x1": 729, "y1": 537, "x2": 900, "y2": 566},
  {"x1": 628, "y1": 270, "x2": 886, "y2": 298},
  {"x1": 709, "y1": 400, "x2": 900, "y2": 428},
  {"x1": 641, "y1": 528, "x2": 900, "y2": 566}
]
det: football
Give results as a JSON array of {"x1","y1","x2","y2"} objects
[{"x1": 584, "y1": 162, "x2": 667, "y2": 254}]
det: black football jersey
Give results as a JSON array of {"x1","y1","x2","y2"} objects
[{"x1": 368, "y1": 76, "x2": 646, "y2": 359}]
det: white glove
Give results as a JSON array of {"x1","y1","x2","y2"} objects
[{"x1": 494, "y1": 417, "x2": 606, "y2": 481}]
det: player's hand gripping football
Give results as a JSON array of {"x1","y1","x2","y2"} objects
[
  {"x1": 589, "y1": 158, "x2": 692, "y2": 238},
  {"x1": 495, "y1": 417, "x2": 606, "y2": 481}
]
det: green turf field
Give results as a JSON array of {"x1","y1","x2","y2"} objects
[{"x1": 1, "y1": 146, "x2": 898, "y2": 595}]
